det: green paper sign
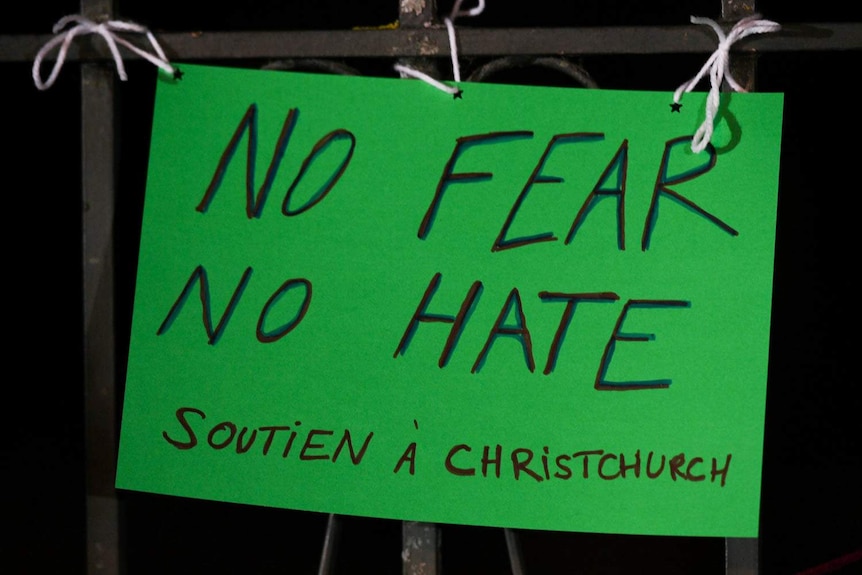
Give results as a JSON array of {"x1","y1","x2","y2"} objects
[{"x1": 116, "y1": 63, "x2": 783, "y2": 537}]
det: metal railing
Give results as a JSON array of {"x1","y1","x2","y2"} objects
[{"x1": 3, "y1": 0, "x2": 860, "y2": 572}]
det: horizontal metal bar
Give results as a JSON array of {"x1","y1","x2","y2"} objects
[{"x1": 4, "y1": 22, "x2": 860, "y2": 63}]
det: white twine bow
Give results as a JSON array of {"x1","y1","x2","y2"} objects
[
  {"x1": 673, "y1": 14, "x2": 780, "y2": 153},
  {"x1": 394, "y1": 0, "x2": 486, "y2": 97},
  {"x1": 33, "y1": 14, "x2": 177, "y2": 90}
]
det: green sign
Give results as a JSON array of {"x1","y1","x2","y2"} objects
[{"x1": 116, "y1": 64, "x2": 783, "y2": 537}]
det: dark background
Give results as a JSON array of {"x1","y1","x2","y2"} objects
[{"x1": 6, "y1": 1, "x2": 860, "y2": 573}]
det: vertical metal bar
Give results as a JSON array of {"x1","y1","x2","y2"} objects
[
  {"x1": 721, "y1": 0, "x2": 758, "y2": 91},
  {"x1": 398, "y1": 1, "x2": 442, "y2": 573},
  {"x1": 81, "y1": 0, "x2": 120, "y2": 572},
  {"x1": 397, "y1": 0, "x2": 442, "y2": 77},
  {"x1": 726, "y1": 537, "x2": 759, "y2": 575},
  {"x1": 402, "y1": 521, "x2": 441, "y2": 575},
  {"x1": 504, "y1": 528, "x2": 525, "y2": 575},
  {"x1": 318, "y1": 514, "x2": 342, "y2": 575},
  {"x1": 398, "y1": 0, "x2": 437, "y2": 29},
  {"x1": 719, "y1": 3, "x2": 760, "y2": 572}
]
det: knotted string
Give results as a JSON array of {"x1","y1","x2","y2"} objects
[
  {"x1": 33, "y1": 14, "x2": 177, "y2": 90},
  {"x1": 672, "y1": 14, "x2": 780, "y2": 153},
  {"x1": 394, "y1": 0, "x2": 485, "y2": 97}
]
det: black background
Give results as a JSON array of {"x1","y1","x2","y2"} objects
[{"x1": 5, "y1": 1, "x2": 860, "y2": 573}]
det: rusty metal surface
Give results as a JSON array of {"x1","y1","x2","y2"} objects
[{"x1": 402, "y1": 521, "x2": 440, "y2": 575}]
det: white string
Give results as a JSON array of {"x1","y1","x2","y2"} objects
[
  {"x1": 394, "y1": 0, "x2": 485, "y2": 96},
  {"x1": 673, "y1": 14, "x2": 780, "y2": 153},
  {"x1": 443, "y1": 17, "x2": 462, "y2": 83},
  {"x1": 33, "y1": 14, "x2": 177, "y2": 90},
  {"x1": 394, "y1": 64, "x2": 459, "y2": 94},
  {"x1": 444, "y1": 0, "x2": 485, "y2": 83}
]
